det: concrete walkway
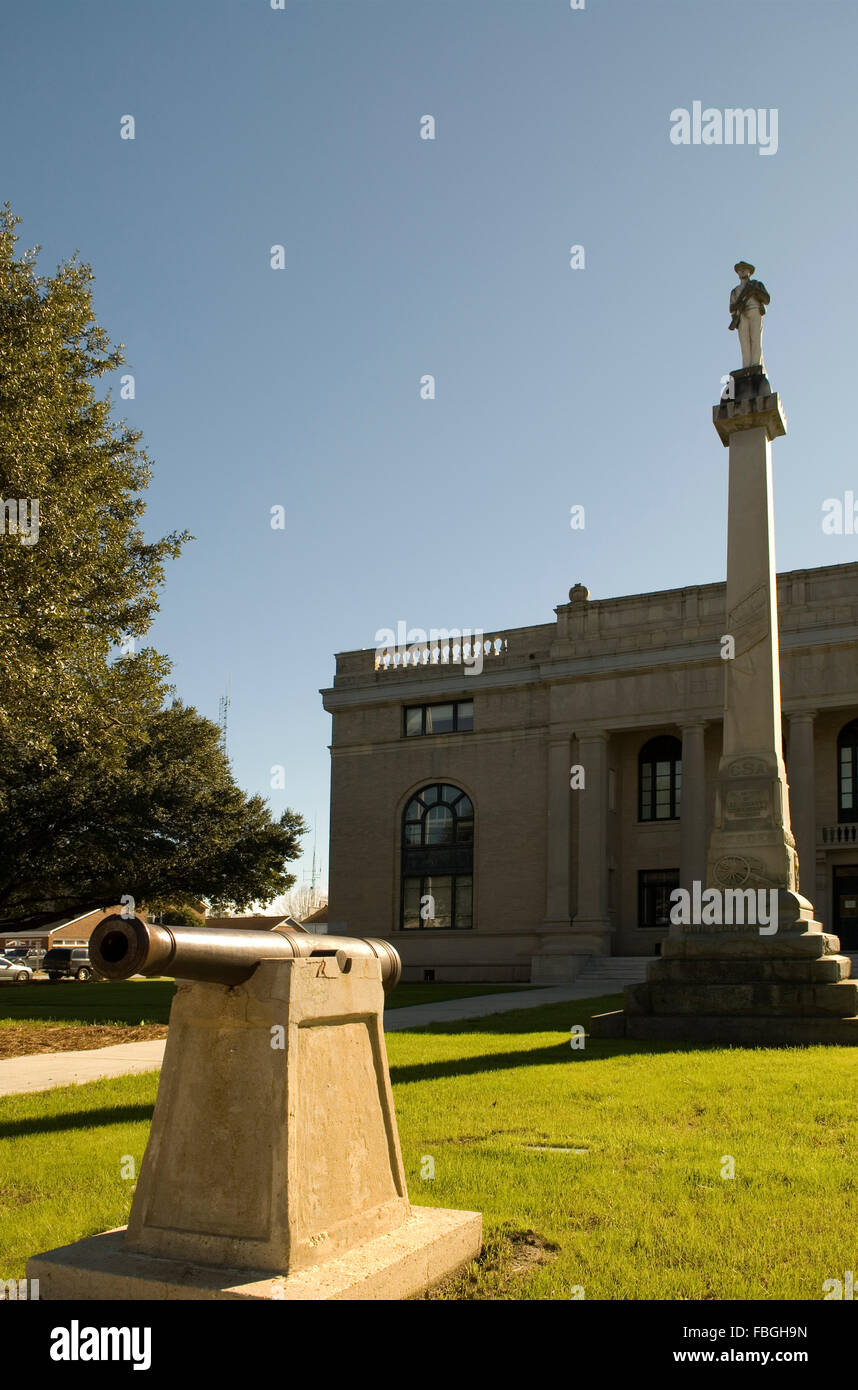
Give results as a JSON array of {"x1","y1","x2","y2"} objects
[
  {"x1": 0, "y1": 1039, "x2": 168, "y2": 1098},
  {"x1": 384, "y1": 982, "x2": 609, "y2": 1030},
  {"x1": 0, "y1": 982, "x2": 617, "y2": 1098}
]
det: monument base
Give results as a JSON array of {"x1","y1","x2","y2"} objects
[
  {"x1": 589, "y1": 925, "x2": 858, "y2": 1046},
  {"x1": 27, "y1": 1206, "x2": 482, "y2": 1302}
]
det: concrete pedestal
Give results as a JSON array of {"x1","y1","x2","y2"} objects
[
  {"x1": 27, "y1": 957, "x2": 481, "y2": 1298},
  {"x1": 27, "y1": 1207, "x2": 482, "y2": 1301}
]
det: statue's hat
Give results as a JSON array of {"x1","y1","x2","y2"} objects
[{"x1": 734, "y1": 260, "x2": 755, "y2": 276}]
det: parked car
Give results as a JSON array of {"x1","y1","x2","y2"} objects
[
  {"x1": 0, "y1": 954, "x2": 34, "y2": 983},
  {"x1": 42, "y1": 946, "x2": 101, "y2": 982},
  {"x1": 3, "y1": 947, "x2": 46, "y2": 972}
]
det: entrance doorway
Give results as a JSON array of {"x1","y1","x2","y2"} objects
[{"x1": 833, "y1": 867, "x2": 858, "y2": 949}]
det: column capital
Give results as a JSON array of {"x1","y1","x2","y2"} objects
[
  {"x1": 787, "y1": 709, "x2": 818, "y2": 724},
  {"x1": 546, "y1": 728, "x2": 573, "y2": 746},
  {"x1": 574, "y1": 728, "x2": 610, "y2": 745},
  {"x1": 679, "y1": 719, "x2": 709, "y2": 733},
  {"x1": 713, "y1": 374, "x2": 787, "y2": 447}
]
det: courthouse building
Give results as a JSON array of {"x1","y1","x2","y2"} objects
[{"x1": 321, "y1": 561, "x2": 858, "y2": 982}]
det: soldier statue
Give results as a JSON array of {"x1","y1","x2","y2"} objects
[{"x1": 729, "y1": 260, "x2": 770, "y2": 369}]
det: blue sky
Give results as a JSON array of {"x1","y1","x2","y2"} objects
[{"x1": 3, "y1": 0, "x2": 857, "y2": 894}]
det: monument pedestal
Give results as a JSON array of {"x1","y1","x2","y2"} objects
[
  {"x1": 28, "y1": 957, "x2": 481, "y2": 1298},
  {"x1": 591, "y1": 913, "x2": 858, "y2": 1045}
]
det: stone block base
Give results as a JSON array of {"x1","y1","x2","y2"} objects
[
  {"x1": 589, "y1": 1010, "x2": 858, "y2": 1046},
  {"x1": 27, "y1": 1206, "x2": 482, "y2": 1302},
  {"x1": 588, "y1": 927, "x2": 858, "y2": 1045}
]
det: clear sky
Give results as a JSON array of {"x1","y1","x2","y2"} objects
[{"x1": 4, "y1": 0, "x2": 857, "y2": 895}]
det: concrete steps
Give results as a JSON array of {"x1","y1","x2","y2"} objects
[{"x1": 574, "y1": 957, "x2": 655, "y2": 988}]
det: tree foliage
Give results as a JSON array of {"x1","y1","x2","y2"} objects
[
  {"x1": 0, "y1": 205, "x2": 186, "y2": 769},
  {"x1": 0, "y1": 702, "x2": 306, "y2": 920}
]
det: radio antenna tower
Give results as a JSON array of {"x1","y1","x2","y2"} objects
[{"x1": 218, "y1": 674, "x2": 232, "y2": 757}]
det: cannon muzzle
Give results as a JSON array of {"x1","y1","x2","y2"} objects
[{"x1": 89, "y1": 915, "x2": 401, "y2": 992}]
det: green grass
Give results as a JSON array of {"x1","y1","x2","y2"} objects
[
  {"x1": 3, "y1": 993, "x2": 855, "y2": 1298},
  {"x1": 0, "y1": 980, "x2": 177, "y2": 1026},
  {"x1": 0, "y1": 978, "x2": 532, "y2": 1027}
]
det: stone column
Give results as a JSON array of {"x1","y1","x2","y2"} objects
[
  {"x1": 787, "y1": 711, "x2": 817, "y2": 896},
  {"x1": 679, "y1": 721, "x2": 708, "y2": 903},
  {"x1": 706, "y1": 368, "x2": 798, "y2": 898},
  {"x1": 543, "y1": 734, "x2": 572, "y2": 928},
  {"x1": 571, "y1": 730, "x2": 612, "y2": 950}
]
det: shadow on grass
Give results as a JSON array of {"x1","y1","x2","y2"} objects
[
  {"x1": 388, "y1": 1031, "x2": 723, "y2": 1085},
  {"x1": 0, "y1": 1103, "x2": 153, "y2": 1141}
]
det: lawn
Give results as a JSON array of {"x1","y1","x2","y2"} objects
[
  {"x1": 0, "y1": 978, "x2": 533, "y2": 1029},
  {"x1": 2, "y1": 993, "x2": 856, "y2": 1298}
]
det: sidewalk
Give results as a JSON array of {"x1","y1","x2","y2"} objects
[
  {"x1": 0, "y1": 981, "x2": 614, "y2": 1097},
  {"x1": 0, "y1": 1039, "x2": 167, "y2": 1098}
]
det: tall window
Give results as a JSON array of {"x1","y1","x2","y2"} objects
[
  {"x1": 401, "y1": 784, "x2": 474, "y2": 929},
  {"x1": 638, "y1": 736, "x2": 682, "y2": 822},
  {"x1": 838, "y1": 719, "x2": 858, "y2": 823},
  {"x1": 638, "y1": 869, "x2": 679, "y2": 929}
]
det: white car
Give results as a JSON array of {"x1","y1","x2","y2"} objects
[{"x1": 0, "y1": 954, "x2": 34, "y2": 983}]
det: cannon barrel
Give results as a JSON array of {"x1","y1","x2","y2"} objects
[{"x1": 89, "y1": 915, "x2": 402, "y2": 993}]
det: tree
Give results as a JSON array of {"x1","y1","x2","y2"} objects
[
  {"x1": 0, "y1": 701, "x2": 307, "y2": 921},
  {"x1": 0, "y1": 206, "x2": 187, "y2": 772}
]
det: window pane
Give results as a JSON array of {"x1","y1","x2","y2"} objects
[
  {"x1": 403, "y1": 821, "x2": 422, "y2": 846},
  {"x1": 454, "y1": 877, "x2": 473, "y2": 928},
  {"x1": 456, "y1": 701, "x2": 474, "y2": 731},
  {"x1": 425, "y1": 806, "x2": 454, "y2": 844},
  {"x1": 425, "y1": 704, "x2": 454, "y2": 735},
  {"x1": 456, "y1": 815, "x2": 474, "y2": 844},
  {"x1": 402, "y1": 878, "x2": 421, "y2": 930},
  {"x1": 425, "y1": 876, "x2": 452, "y2": 928},
  {"x1": 441, "y1": 785, "x2": 461, "y2": 803},
  {"x1": 404, "y1": 707, "x2": 422, "y2": 737}
]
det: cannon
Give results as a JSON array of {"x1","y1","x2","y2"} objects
[
  {"x1": 29, "y1": 910, "x2": 480, "y2": 1300},
  {"x1": 89, "y1": 914, "x2": 402, "y2": 992}
]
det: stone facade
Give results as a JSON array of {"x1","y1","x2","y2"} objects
[{"x1": 321, "y1": 562, "x2": 858, "y2": 982}]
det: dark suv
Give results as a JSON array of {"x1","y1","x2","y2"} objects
[{"x1": 42, "y1": 947, "x2": 100, "y2": 982}]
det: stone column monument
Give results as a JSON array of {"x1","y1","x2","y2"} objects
[{"x1": 591, "y1": 263, "x2": 858, "y2": 1044}]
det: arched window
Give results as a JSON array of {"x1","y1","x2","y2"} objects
[
  {"x1": 401, "y1": 784, "x2": 473, "y2": 929},
  {"x1": 838, "y1": 719, "x2": 858, "y2": 823},
  {"x1": 639, "y1": 736, "x2": 682, "y2": 822}
]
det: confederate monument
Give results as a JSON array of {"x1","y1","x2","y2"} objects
[{"x1": 591, "y1": 263, "x2": 858, "y2": 1043}]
